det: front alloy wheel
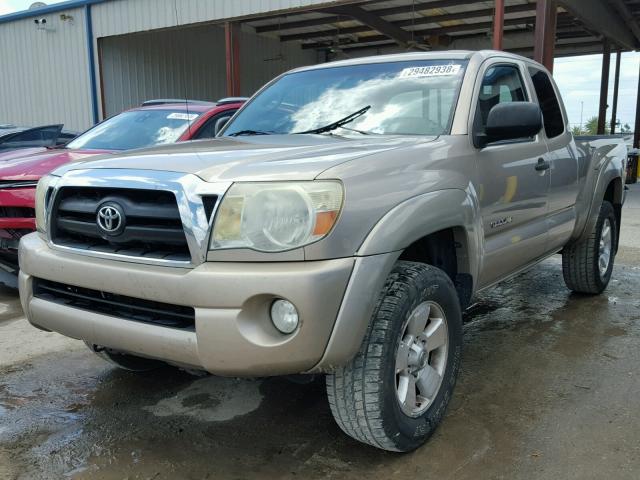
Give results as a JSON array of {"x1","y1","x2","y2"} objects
[{"x1": 396, "y1": 301, "x2": 448, "y2": 417}]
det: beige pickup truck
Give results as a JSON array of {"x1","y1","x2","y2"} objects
[{"x1": 19, "y1": 51, "x2": 627, "y2": 451}]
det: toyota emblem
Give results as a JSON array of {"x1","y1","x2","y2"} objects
[{"x1": 97, "y1": 203, "x2": 125, "y2": 235}]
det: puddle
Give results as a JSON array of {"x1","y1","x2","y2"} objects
[{"x1": 144, "y1": 376, "x2": 264, "y2": 422}]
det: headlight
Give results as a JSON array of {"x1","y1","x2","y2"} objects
[
  {"x1": 211, "y1": 181, "x2": 343, "y2": 252},
  {"x1": 35, "y1": 175, "x2": 59, "y2": 233}
]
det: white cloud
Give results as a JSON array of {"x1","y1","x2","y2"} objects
[
  {"x1": 0, "y1": 1, "x2": 13, "y2": 15},
  {"x1": 554, "y1": 52, "x2": 640, "y2": 128}
]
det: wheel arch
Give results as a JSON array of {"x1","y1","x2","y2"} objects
[
  {"x1": 603, "y1": 176, "x2": 623, "y2": 253},
  {"x1": 356, "y1": 188, "x2": 482, "y2": 303}
]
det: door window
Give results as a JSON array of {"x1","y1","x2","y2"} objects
[
  {"x1": 528, "y1": 67, "x2": 565, "y2": 138},
  {"x1": 194, "y1": 110, "x2": 238, "y2": 139},
  {"x1": 474, "y1": 64, "x2": 528, "y2": 137}
]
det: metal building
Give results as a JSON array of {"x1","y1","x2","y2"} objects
[{"x1": 1, "y1": 0, "x2": 640, "y2": 140}]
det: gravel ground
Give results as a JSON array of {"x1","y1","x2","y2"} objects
[{"x1": 1, "y1": 185, "x2": 639, "y2": 479}]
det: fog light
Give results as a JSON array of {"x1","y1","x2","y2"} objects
[{"x1": 270, "y1": 299, "x2": 299, "y2": 334}]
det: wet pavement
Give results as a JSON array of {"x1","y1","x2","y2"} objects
[{"x1": 1, "y1": 187, "x2": 640, "y2": 479}]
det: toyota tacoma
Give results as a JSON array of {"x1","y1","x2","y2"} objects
[{"x1": 19, "y1": 51, "x2": 627, "y2": 452}]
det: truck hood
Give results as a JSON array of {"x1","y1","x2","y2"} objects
[
  {"x1": 53, "y1": 135, "x2": 436, "y2": 182},
  {"x1": 0, "y1": 148, "x2": 111, "y2": 181}
]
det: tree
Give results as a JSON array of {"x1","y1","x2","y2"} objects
[
  {"x1": 571, "y1": 125, "x2": 583, "y2": 136},
  {"x1": 621, "y1": 123, "x2": 632, "y2": 134},
  {"x1": 583, "y1": 116, "x2": 607, "y2": 135}
]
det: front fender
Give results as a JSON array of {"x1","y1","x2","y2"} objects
[{"x1": 356, "y1": 187, "x2": 483, "y2": 284}]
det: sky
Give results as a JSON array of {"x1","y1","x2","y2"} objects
[
  {"x1": 554, "y1": 52, "x2": 640, "y2": 130},
  {"x1": 0, "y1": 0, "x2": 64, "y2": 15},
  {"x1": 1, "y1": 0, "x2": 639, "y2": 129}
]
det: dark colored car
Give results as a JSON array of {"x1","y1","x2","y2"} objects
[{"x1": 0, "y1": 124, "x2": 78, "y2": 152}]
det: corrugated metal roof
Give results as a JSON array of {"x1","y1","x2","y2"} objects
[{"x1": 242, "y1": 0, "x2": 597, "y2": 55}]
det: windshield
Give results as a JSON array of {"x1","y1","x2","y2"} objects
[
  {"x1": 223, "y1": 60, "x2": 467, "y2": 137},
  {"x1": 66, "y1": 109, "x2": 202, "y2": 150}
]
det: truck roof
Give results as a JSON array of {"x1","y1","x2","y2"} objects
[{"x1": 288, "y1": 50, "x2": 544, "y2": 74}]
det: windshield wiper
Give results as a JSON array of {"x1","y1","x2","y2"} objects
[
  {"x1": 336, "y1": 125, "x2": 371, "y2": 135},
  {"x1": 294, "y1": 105, "x2": 371, "y2": 135},
  {"x1": 228, "y1": 129, "x2": 271, "y2": 137}
]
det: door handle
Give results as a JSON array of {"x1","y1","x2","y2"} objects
[{"x1": 535, "y1": 158, "x2": 551, "y2": 171}]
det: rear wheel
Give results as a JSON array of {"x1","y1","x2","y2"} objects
[
  {"x1": 85, "y1": 342, "x2": 164, "y2": 372},
  {"x1": 326, "y1": 261, "x2": 462, "y2": 452},
  {"x1": 562, "y1": 200, "x2": 616, "y2": 294}
]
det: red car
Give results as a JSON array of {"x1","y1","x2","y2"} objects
[{"x1": 0, "y1": 98, "x2": 245, "y2": 273}]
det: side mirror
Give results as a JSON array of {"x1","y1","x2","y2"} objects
[
  {"x1": 477, "y1": 102, "x2": 542, "y2": 147},
  {"x1": 214, "y1": 116, "x2": 231, "y2": 136}
]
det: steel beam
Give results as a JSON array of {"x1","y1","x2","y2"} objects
[
  {"x1": 598, "y1": 39, "x2": 611, "y2": 135},
  {"x1": 609, "y1": 0, "x2": 640, "y2": 45},
  {"x1": 225, "y1": 22, "x2": 240, "y2": 97},
  {"x1": 610, "y1": 50, "x2": 622, "y2": 134},
  {"x1": 493, "y1": 0, "x2": 505, "y2": 50},
  {"x1": 533, "y1": 0, "x2": 557, "y2": 72},
  {"x1": 558, "y1": 0, "x2": 637, "y2": 49},
  {"x1": 255, "y1": 0, "x2": 472, "y2": 33},
  {"x1": 279, "y1": 3, "x2": 535, "y2": 42},
  {"x1": 301, "y1": 13, "x2": 570, "y2": 50},
  {"x1": 635, "y1": 59, "x2": 640, "y2": 148},
  {"x1": 322, "y1": 5, "x2": 414, "y2": 47}
]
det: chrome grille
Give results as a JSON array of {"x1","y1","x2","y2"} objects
[
  {"x1": 51, "y1": 187, "x2": 194, "y2": 262},
  {"x1": 45, "y1": 169, "x2": 231, "y2": 268}
]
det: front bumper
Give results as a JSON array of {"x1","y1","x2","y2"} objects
[{"x1": 19, "y1": 233, "x2": 398, "y2": 376}]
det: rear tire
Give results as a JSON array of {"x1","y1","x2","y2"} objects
[
  {"x1": 85, "y1": 342, "x2": 163, "y2": 372},
  {"x1": 562, "y1": 200, "x2": 616, "y2": 294},
  {"x1": 326, "y1": 261, "x2": 462, "y2": 452}
]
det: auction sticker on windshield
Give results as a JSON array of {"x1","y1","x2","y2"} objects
[
  {"x1": 399, "y1": 64, "x2": 462, "y2": 78},
  {"x1": 167, "y1": 112, "x2": 199, "y2": 121}
]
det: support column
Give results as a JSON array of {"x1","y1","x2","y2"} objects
[
  {"x1": 610, "y1": 49, "x2": 621, "y2": 134},
  {"x1": 225, "y1": 22, "x2": 241, "y2": 97},
  {"x1": 597, "y1": 40, "x2": 611, "y2": 135},
  {"x1": 533, "y1": 0, "x2": 557, "y2": 72},
  {"x1": 634, "y1": 59, "x2": 640, "y2": 148},
  {"x1": 492, "y1": 0, "x2": 504, "y2": 50},
  {"x1": 84, "y1": 4, "x2": 99, "y2": 124}
]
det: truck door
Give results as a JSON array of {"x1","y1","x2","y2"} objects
[
  {"x1": 527, "y1": 66, "x2": 579, "y2": 252},
  {"x1": 472, "y1": 61, "x2": 551, "y2": 288}
]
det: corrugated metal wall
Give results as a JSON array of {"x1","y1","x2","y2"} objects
[
  {"x1": 100, "y1": 25, "x2": 226, "y2": 117},
  {"x1": 0, "y1": 7, "x2": 93, "y2": 131},
  {"x1": 0, "y1": 0, "x2": 337, "y2": 129},
  {"x1": 100, "y1": 25, "x2": 317, "y2": 117},
  {"x1": 92, "y1": 0, "x2": 345, "y2": 38}
]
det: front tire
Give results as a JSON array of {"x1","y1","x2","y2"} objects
[
  {"x1": 326, "y1": 261, "x2": 462, "y2": 452},
  {"x1": 562, "y1": 200, "x2": 616, "y2": 294}
]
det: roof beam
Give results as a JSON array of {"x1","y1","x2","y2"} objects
[
  {"x1": 254, "y1": 0, "x2": 474, "y2": 33},
  {"x1": 557, "y1": 0, "x2": 637, "y2": 48},
  {"x1": 322, "y1": 4, "x2": 414, "y2": 47},
  {"x1": 327, "y1": 34, "x2": 604, "y2": 57},
  {"x1": 302, "y1": 13, "x2": 571, "y2": 50},
  {"x1": 279, "y1": 3, "x2": 535, "y2": 42},
  {"x1": 609, "y1": 0, "x2": 640, "y2": 44}
]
